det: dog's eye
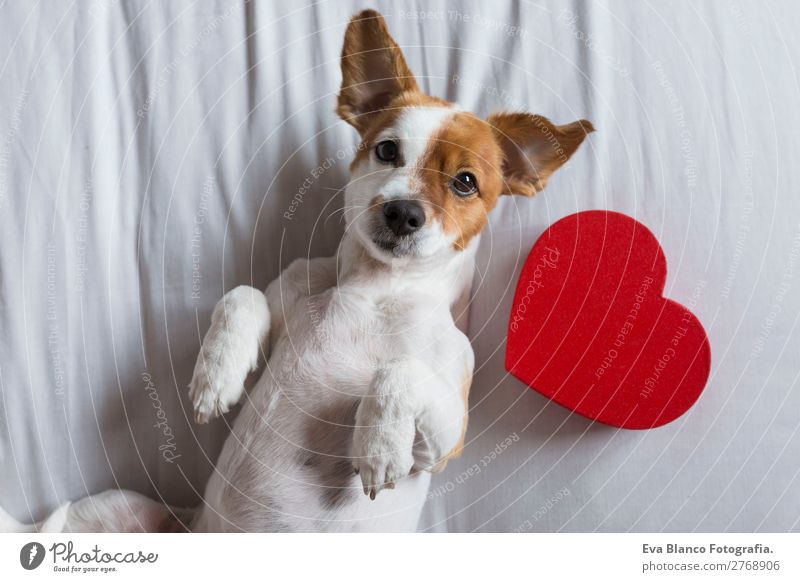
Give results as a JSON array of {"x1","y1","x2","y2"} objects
[
  {"x1": 450, "y1": 172, "x2": 479, "y2": 196},
  {"x1": 375, "y1": 140, "x2": 399, "y2": 163}
]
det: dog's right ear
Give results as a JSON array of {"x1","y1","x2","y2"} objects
[{"x1": 337, "y1": 10, "x2": 418, "y2": 135}]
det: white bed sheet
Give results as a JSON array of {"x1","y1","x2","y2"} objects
[{"x1": 1, "y1": 0, "x2": 798, "y2": 532}]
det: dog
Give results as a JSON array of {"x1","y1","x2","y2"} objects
[{"x1": 0, "y1": 9, "x2": 592, "y2": 533}]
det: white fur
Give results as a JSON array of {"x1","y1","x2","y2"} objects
[
  {"x1": 189, "y1": 285, "x2": 270, "y2": 423},
  {"x1": 0, "y1": 491, "x2": 193, "y2": 533}
]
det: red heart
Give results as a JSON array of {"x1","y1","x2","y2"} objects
[{"x1": 505, "y1": 210, "x2": 711, "y2": 429}]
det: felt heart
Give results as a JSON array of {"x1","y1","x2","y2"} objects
[{"x1": 506, "y1": 210, "x2": 711, "y2": 429}]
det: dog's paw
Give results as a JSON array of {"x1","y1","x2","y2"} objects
[
  {"x1": 188, "y1": 345, "x2": 249, "y2": 424},
  {"x1": 411, "y1": 405, "x2": 466, "y2": 473},
  {"x1": 188, "y1": 286, "x2": 270, "y2": 424},
  {"x1": 352, "y1": 400, "x2": 415, "y2": 499}
]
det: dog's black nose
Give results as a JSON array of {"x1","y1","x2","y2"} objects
[{"x1": 383, "y1": 200, "x2": 426, "y2": 236}]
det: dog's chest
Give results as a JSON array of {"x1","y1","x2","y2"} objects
[{"x1": 270, "y1": 287, "x2": 425, "y2": 388}]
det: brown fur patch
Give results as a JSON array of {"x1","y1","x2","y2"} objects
[
  {"x1": 367, "y1": 194, "x2": 385, "y2": 208},
  {"x1": 414, "y1": 112, "x2": 506, "y2": 250}
]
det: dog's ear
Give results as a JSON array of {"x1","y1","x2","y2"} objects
[
  {"x1": 488, "y1": 113, "x2": 594, "y2": 196},
  {"x1": 337, "y1": 10, "x2": 419, "y2": 135}
]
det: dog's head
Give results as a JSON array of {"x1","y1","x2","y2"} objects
[{"x1": 338, "y1": 10, "x2": 593, "y2": 262}]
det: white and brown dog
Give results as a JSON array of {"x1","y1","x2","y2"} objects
[{"x1": 1, "y1": 9, "x2": 592, "y2": 533}]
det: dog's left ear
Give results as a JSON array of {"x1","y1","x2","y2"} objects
[
  {"x1": 488, "y1": 113, "x2": 594, "y2": 196},
  {"x1": 337, "y1": 10, "x2": 419, "y2": 135}
]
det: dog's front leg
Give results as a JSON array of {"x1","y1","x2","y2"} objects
[
  {"x1": 352, "y1": 357, "x2": 464, "y2": 498},
  {"x1": 189, "y1": 285, "x2": 270, "y2": 423}
]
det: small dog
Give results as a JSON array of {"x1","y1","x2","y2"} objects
[{"x1": 1, "y1": 9, "x2": 592, "y2": 533}]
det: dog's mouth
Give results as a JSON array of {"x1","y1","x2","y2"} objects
[{"x1": 371, "y1": 231, "x2": 417, "y2": 258}]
